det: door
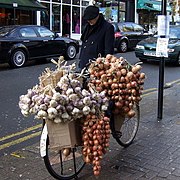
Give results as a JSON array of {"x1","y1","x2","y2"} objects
[
  {"x1": 19, "y1": 27, "x2": 43, "y2": 58},
  {"x1": 35, "y1": 26, "x2": 66, "y2": 57}
]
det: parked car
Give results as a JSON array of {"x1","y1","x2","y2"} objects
[
  {"x1": 135, "y1": 25, "x2": 180, "y2": 66},
  {"x1": 112, "y1": 22, "x2": 151, "y2": 53},
  {"x1": 0, "y1": 25, "x2": 79, "y2": 68}
]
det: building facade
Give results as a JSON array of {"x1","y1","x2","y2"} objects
[
  {"x1": 0, "y1": 0, "x2": 46, "y2": 26},
  {"x1": 37, "y1": 0, "x2": 135, "y2": 40},
  {"x1": 0, "y1": 0, "x2": 136, "y2": 40}
]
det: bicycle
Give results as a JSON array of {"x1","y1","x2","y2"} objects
[{"x1": 39, "y1": 69, "x2": 140, "y2": 180}]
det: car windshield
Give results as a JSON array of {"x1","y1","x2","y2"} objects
[
  {"x1": 0, "y1": 27, "x2": 13, "y2": 37},
  {"x1": 169, "y1": 27, "x2": 180, "y2": 38},
  {"x1": 154, "y1": 26, "x2": 180, "y2": 39}
]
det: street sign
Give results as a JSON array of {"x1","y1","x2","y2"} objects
[
  {"x1": 156, "y1": 38, "x2": 169, "y2": 57},
  {"x1": 157, "y1": 15, "x2": 170, "y2": 37}
]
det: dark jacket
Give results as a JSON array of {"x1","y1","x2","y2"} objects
[{"x1": 79, "y1": 14, "x2": 114, "y2": 69}]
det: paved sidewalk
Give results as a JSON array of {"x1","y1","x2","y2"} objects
[{"x1": 0, "y1": 83, "x2": 180, "y2": 180}]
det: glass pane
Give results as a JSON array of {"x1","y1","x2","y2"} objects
[
  {"x1": 133, "y1": 24, "x2": 144, "y2": 32},
  {"x1": 119, "y1": 11, "x2": 125, "y2": 22},
  {"x1": 72, "y1": 7, "x2": 80, "y2": 33},
  {"x1": 36, "y1": 27, "x2": 54, "y2": 37},
  {"x1": 62, "y1": 5, "x2": 70, "y2": 36},
  {"x1": 52, "y1": 0, "x2": 60, "y2": 2},
  {"x1": 122, "y1": 24, "x2": 133, "y2": 32},
  {"x1": 73, "y1": 0, "x2": 80, "y2": 5},
  {"x1": 81, "y1": 7, "x2": 86, "y2": 33},
  {"x1": 41, "y1": 3, "x2": 50, "y2": 29},
  {"x1": 52, "y1": 4, "x2": 61, "y2": 33},
  {"x1": 62, "y1": 0, "x2": 71, "y2": 4},
  {"x1": 82, "y1": 0, "x2": 89, "y2": 6},
  {"x1": 20, "y1": 27, "x2": 37, "y2": 37},
  {"x1": 120, "y1": 2, "x2": 125, "y2": 11}
]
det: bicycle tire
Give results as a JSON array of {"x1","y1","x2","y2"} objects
[
  {"x1": 43, "y1": 136, "x2": 85, "y2": 180},
  {"x1": 111, "y1": 104, "x2": 140, "y2": 147}
]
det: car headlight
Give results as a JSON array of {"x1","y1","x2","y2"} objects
[
  {"x1": 167, "y1": 48, "x2": 175, "y2": 52},
  {"x1": 136, "y1": 45, "x2": 145, "y2": 50}
]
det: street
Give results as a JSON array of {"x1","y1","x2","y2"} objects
[{"x1": 0, "y1": 50, "x2": 180, "y2": 156}]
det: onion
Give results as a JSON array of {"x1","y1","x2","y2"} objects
[
  {"x1": 63, "y1": 148, "x2": 71, "y2": 157},
  {"x1": 85, "y1": 156, "x2": 91, "y2": 164},
  {"x1": 94, "y1": 170, "x2": 100, "y2": 176},
  {"x1": 127, "y1": 109, "x2": 136, "y2": 118}
]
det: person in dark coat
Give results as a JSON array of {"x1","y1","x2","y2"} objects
[{"x1": 79, "y1": 5, "x2": 114, "y2": 69}]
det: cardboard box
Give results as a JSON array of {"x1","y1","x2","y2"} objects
[
  {"x1": 46, "y1": 119, "x2": 82, "y2": 149},
  {"x1": 114, "y1": 114, "x2": 125, "y2": 131}
]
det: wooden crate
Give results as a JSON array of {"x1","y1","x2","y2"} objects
[{"x1": 46, "y1": 119, "x2": 82, "y2": 149}]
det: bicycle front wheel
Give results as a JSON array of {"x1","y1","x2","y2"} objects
[
  {"x1": 112, "y1": 104, "x2": 140, "y2": 147},
  {"x1": 43, "y1": 137, "x2": 85, "y2": 180}
]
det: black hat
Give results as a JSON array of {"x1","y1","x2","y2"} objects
[{"x1": 83, "y1": 6, "x2": 99, "y2": 20}]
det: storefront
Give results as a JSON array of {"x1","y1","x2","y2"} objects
[
  {"x1": 137, "y1": 0, "x2": 172, "y2": 31},
  {"x1": 0, "y1": 0, "x2": 46, "y2": 26},
  {"x1": 37, "y1": 0, "x2": 135, "y2": 40},
  {"x1": 37, "y1": 0, "x2": 91, "y2": 40},
  {"x1": 96, "y1": 0, "x2": 135, "y2": 23}
]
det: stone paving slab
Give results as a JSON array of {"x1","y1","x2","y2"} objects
[{"x1": 0, "y1": 84, "x2": 180, "y2": 180}]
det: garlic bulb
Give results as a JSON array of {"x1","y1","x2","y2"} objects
[{"x1": 47, "y1": 107, "x2": 58, "y2": 119}]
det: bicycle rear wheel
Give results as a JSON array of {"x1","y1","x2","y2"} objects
[
  {"x1": 43, "y1": 137, "x2": 85, "y2": 180},
  {"x1": 112, "y1": 104, "x2": 140, "y2": 147}
]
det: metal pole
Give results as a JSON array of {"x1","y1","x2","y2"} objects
[
  {"x1": 117, "y1": 0, "x2": 120, "y2": 22},
  {"x1": 157, "y1": 0, "x2": 167, "y2": 120},
  {"x1": 13, "y1": 8, "x2": 16, "y2": 25}
]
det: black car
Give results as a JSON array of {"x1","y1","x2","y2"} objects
[
  {"x1": 0, "y1": 25, "x2": 79, "y2": 68},
  {"x1": 135, "y1": 25, "x2": 180, "y2": 66},
  {"x1": 112, "y1": 22, "x2": 151, "y2": 53}
]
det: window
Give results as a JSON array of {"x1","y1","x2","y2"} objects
[
  {"x1": 36, "y1": 27, "x2": 54, "y2": 37},
  {"x1": 52, "y1": 4, "x2": 61, "y2": 32},
  {"x1": 133, "y1": 24, "x2": 144, "y2": 32},
  {"x1": 121, "y1": 24, "x2": 133, "y2": 32},
  {"x1": 20, "y1": 27, "x2": 37, "y2": 37},
  {"x1": 73, "y1": 0, "x2": 80, "y2": 5}
]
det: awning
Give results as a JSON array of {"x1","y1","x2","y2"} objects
[
  {"x1": 0, "y1": 0, "x2": 46, "y2": 11},
  {"x1": 137, "y1": 0, "x2": 171, "y2": 12}
]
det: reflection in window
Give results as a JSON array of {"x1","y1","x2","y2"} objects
[
  {"x1": 36, "y1": 27, "x2": 54, "y2": 37},
  {"x1": 62, "y1": 0, "x2": 71, "y2": 4},
  {"x1": 52, "y1": 4, "x2": 61, "y2": 33},
  {"x1": 72, "y1": 7, "x2": 80, "y2": 33},
  {"x1": 82, "y1": 0, "x2": 89, "y2": 6},
  {"x1": 41, "y1": 3, "x2": 50, "y2": 29},
  {"x1": 73, "y1": 0, "x2": 80, "y2": 5},
  {"x1": 133, "y1": 24, "x2": 144, "y2": 32},
  {"x1": 20, "y1": 28, "x2": 37, "y2": 37},
  {"x1": 122, "y1": 24, "x2": 133, "y2": 32}
]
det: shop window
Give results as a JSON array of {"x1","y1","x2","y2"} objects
[
  {"x1": 41, "y1": 3, "x2": 50, "y2": 29},
  {"x1": 72, "y1": 7, "x2": 80, "y2": 33},
  {"x1": 62, "y1": 0, "x2": 71, "y2": 4},
  {"x1": 62, "y1": 5, "x2": 70, "y2": 36},
  {"x1": 73, "y1": 0, "x2": 80, "y2": 5},
  {"x1": 82, "y1": 0, "x2": 89, "y2": 6},
  {"x1": 52, "y1": 4, "x2": 61, "y2": 33}
]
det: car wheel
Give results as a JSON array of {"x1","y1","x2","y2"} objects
[
  {"x1": 65, "y1": 44, "x2": 77, "y2": 60},
  {"x1": 9, "y1": 49, "x2": 27, "y2": 68},
  {"x1": 118, "y1": 40, "x2": 128, "y2": 53}
]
